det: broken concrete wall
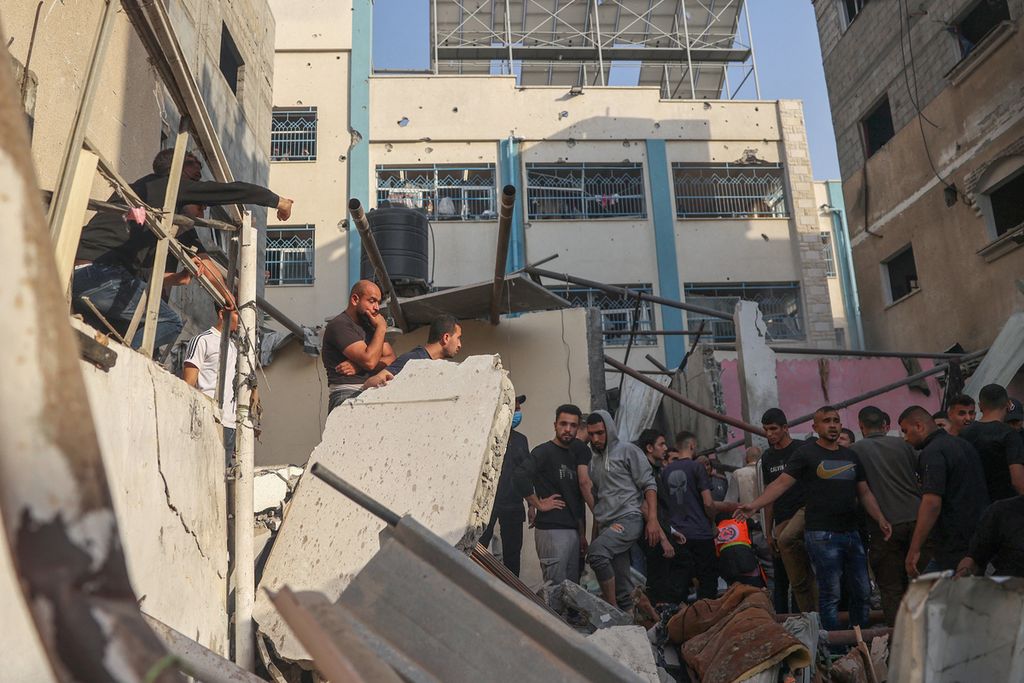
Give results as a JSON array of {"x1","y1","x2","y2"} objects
[
  {"x1": 2, "y1": 330, "x2": 229, "y2": 679},
  {"x1": 77, "y1": 327, "x2": 230, "y2": 655},
  {"x1": 255, "y1": 354, "x2": 514, "y2": 663}
]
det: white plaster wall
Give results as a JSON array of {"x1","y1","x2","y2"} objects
[{"x1": 79, "y1": 325, "x2": 230, "y2": 655}]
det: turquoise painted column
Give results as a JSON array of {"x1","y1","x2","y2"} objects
[
  {"x1": 347, "y1": 0, "x2": 373, "y2": 289},
  {"x1": 645, "y1": 140, "x2": 685, "y2": 368},
  {"x1": 498, "y1": 137, "x2": 525, "y2": 272},
  {"x1": 826, "y1": 180, "x2": 864, "y2": 349}
]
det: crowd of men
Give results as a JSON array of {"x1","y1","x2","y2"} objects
[{"x1": 313, "y1": 280, "x2": 1024, "y2": 627}]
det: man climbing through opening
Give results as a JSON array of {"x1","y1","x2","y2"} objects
[{"x1": 585, "y1": 410, "x2": 664, "y2": 612}]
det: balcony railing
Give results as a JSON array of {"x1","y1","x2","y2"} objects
[
  {"x1": 527, "y1": 163, "x2": 646, "y2": 220},
  {"x1": 683, "y1": 282, "x2": 804, "y2": 342},
  {"x1": 376, "y1": 165, "x2": 496, "y2": 220},
  {"x1": 673, "y1": 163, "x2": 788, "y2": 219}
]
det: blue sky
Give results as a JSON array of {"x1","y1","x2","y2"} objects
[{"x1": 372, "y1": 0, "x2": 840, "y2": 180}]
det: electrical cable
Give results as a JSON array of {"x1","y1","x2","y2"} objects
[{"x1": 898, "y1": 0, "x2": 958, "y2": 196}]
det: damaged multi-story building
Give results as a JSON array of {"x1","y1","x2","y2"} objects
[
  {"x1": 258, "y1": 0, "x2": 856, "y2": 469},
  {"x1": 811, "y1": 0, "x2": 1024, "y2": 393}
]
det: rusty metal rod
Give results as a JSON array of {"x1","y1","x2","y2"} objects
[
  {"x1": 713, "y1": 343, "x2": 967, "y2": 361},
  {"x1": 528, "y1": 267, "x2": 732, "y2": 321},
  {"x1": 823, "y1": 626, "x2": 892, "y2": 647},
  {"x1": 604, "y1": 355, "x2": 766, "y2": 437},
  {"x1": 490, "y1": 185, "x2": 516, "y2": 325},
  {"x1": 645, "y1": 354, "x2": 672, "y2": 373},
  {"x1": 348, "y1": 198, "x2": 408, "y2": 331}
]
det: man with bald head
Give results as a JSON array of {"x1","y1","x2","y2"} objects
[
  {"x1": 899, "y1": 405, "x2": 988, "y2": 576},
  {"x1": 322, "y1": 280, "x2": 396, "y2": 412}
]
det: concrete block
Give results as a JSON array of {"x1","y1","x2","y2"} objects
[
  {"x1": 254, "y1": 355, "x2": 514, "y2": 662},
  {"x1": 562, "y1": 580, "x2": 633, "y2": 630},
  {"x1": 586, "y1": 626, "x2": 660, "y2": 683},
  {"x1": 733, "y1": 301, "x2": 779, "y2": 451}
]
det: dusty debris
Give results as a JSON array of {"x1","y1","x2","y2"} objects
[
  {"x1": 587, "y1": 626, "x2": 660, "y2": 683},
  {"x1": 561, "y1": 579, "x2": 634, "y2": 630}
]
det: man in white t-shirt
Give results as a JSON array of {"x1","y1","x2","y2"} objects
[{"x1": 183, "y1": 306, "x2": 239, "y2": 464}]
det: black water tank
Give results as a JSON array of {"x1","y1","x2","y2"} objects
[{"x1": 360, "y1": 207, "x2": 430, "y2": 297}]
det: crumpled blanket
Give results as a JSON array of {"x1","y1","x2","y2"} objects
[{"x1": 666, "y1": 584, "x2": 811, "y2": 683}]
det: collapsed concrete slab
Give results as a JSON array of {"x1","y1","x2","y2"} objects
[
  {"x1": 586, "y1": 626, "x2": 660, "y2": 683},
  {"x1": 254, "y1": 355, "x2": 514, "y2": 663},
  {"x1": 562, "y1": 580, "x2": 634, "y2": 630}
]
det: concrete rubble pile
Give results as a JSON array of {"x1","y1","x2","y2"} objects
[{"x1": 254, "y1": 355, "x2": 516, "y2": 665}]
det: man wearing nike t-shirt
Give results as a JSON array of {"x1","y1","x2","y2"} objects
[{"x1": 736, "y1": 405, "x2": 892, "y2": 630}]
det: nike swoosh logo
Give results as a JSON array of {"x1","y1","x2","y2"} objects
[{"x1": 816, "y1": 462, "x2": 856, "y2": 479}]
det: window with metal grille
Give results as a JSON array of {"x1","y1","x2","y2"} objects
[
  {"x1": 271, "y1": 108, "x2": 317, "y2": 161},
  {"x1": 265, "y1": 225, "x2": 315, "y2": 285},
  {"x1": 526, "y1": 163, "x2": 646, "y2": 220},
  {"x1": 548, "y1": 284, "x2": 656, "y2": 346},
  {"x1": 821, "y1": 230, "x2": 837, "y2": 277},
  {"x1": 376, "y1": 165, "x2": 496, "y2": 220},
  {"x1": 683, "y1": 283, "x2": 804, "y2": 342},
  {"x1": 672, "y1": 163, "x2": 788, "y2": 219}
]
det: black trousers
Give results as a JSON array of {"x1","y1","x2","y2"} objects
[
  {"x1": 772, "y1": 552, "x2": 792, "y2": 614},
  {"x1": 479, "y1": 507, "x2": 525, "y2": 577},
  {"x1": 646, "y1": 537, "x2": 719, "y2": 604}
]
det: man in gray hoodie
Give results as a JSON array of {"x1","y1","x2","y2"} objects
[{"x1": 584, "y1": 410, "x2": 662, "y2": 611}]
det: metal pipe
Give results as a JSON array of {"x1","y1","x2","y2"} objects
[
  {"x1": 645, "y1": 354, "x2": 672, "y2": 374},
  {"x1": 712, "y1": 344, "x2": 968, "y2": 361},
  {"x1": 47, "y1": 0, "x2": 117, "y2": 238},
  {"x1": 528, "y1": 267, "x2": 732, "y2": 321},
  {"x1": 742, "y1": 0, "x2": 762, "y2": 99},
  {"x1": 680, "y1": 0, "x2": 696, "y2": 99},
  {"x1": 824, "y1": 627, "x2": 893, "y2": 647},
  {"x1": 311, "y1": 462, "x2": 402, "y2": 526},
  {"x1": 256, "y1": 294, "x2": 305, "y2": 339},
  {"x1": 592, "y1": 0, "x2": 606, "y2": 85},
  {"x1": 143, "y1": 613, "x2": 267, "y2": 683},
  {"x1": 348, "y1": 198, "x2": 408, "y2": 331},
  {"x1": 605, "y1": 355, "x2": 766, "y2": 437},
  {"x1": 490, "y1": 185, "x2": 517, "y2": 324},
  {"x1": 233, "y1": 212, "x2": 257, "y2": 671}
]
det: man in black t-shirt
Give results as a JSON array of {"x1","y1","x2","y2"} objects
[
  {"x1": 960, "y1": 384, "x2": 1024, "y2": 501},
  {"x1": 759, "y1": 408, "x2": 816, "y2": 615},
  {"x1": 480, "y1": 395, "x2": 529, "y2": 576},
  {"x1": 512, "y1": 404, "x2": 588, "y2": 600},
  {"x1": 321, "y1": 280, "x2": 396, "y2": 412},
  {"x1": 899, "y1": 406, "x2": 989, "y2": 574},
  {"x1": 737, "y1": 406, "x2": 892, "y2": 631}
]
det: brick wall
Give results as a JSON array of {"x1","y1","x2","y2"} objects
[
  {"x1": 813, "y1": 0, "x2": 1024, "y2": 180},
  {"x1": 778, "y1": 100, "x2": 837, "y2": 347}
]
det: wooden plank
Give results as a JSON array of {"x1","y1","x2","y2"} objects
[
  {"x1": 140, "y1": 131, "x2": 188, "y2": 356},
  {"x1": 53, "y1": 150, "x2": 99, "y2": 302}
]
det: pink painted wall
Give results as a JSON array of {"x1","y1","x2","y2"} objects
[{"x1": 718, "y1": 356, "x2": 943, "y2": 441}]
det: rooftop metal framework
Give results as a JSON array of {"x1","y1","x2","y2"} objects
[{"x1": 430, "y1": 0, "x2": 760, "y2": 99}]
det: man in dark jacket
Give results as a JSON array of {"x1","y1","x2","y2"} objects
[
  {"x1": 72, "y1": 149, "x2": 293, "y2": 352},
  {"x1": 480, "y1": 395, "x2": 530, "y2": 576}
]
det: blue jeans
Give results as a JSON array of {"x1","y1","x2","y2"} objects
[
  {"x1": 72, "y1": 263, "x2": 182, "y2": 352},
  {"x1": 804, "y1": 530, "x2": 871, "y2": 631}
]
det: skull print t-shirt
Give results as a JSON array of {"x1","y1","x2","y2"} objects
[{"x1": 661, "y1": 459, "x2": 716, "y2": 541}]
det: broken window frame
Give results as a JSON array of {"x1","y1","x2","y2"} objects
[
  {"x1": 881, "y1": 244, "x2": 919, "y2": 305},
  {"x1": 375, "y1": 164, "x2": 497, "y2": 220},
  {"x1": 525, "y1": 162, "x2": 647, "y2": 220},
  {"x1": 683, "y1": 282, "x2": 805, "y2": 342},
  {"x1": 271, "y1": 107, "x2": 318, "y2": 162},
  {"x1": 672, "y1": 162, "x2": 789, "y2": 219},
  {"x1": 265, "y1": 224, "x2": 316, "y2": 286},
  {"x1": 548, "y1": 284, "x2": 658, "y2": 347},
  {"x1": 951, "y1": 0, "x2": 1012, "y2": 61}
]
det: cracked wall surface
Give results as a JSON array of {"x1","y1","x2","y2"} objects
[
  {"x1": 254, "y1": 354, "x2": 514, "y2": 664},
  {"x1": 74, "y1": 321, "x2": 230, "y2": 655}
]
